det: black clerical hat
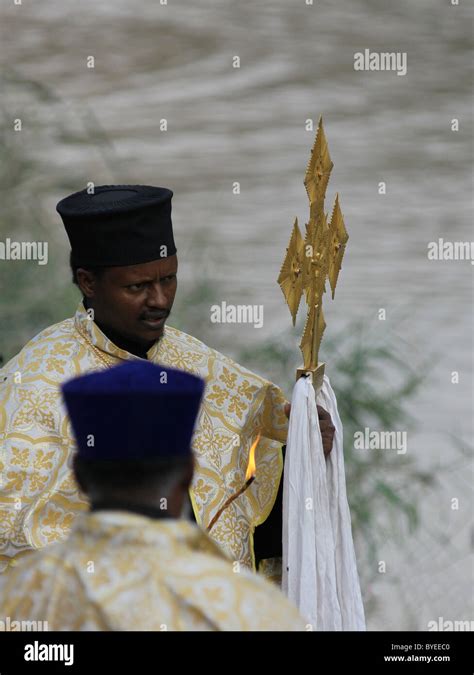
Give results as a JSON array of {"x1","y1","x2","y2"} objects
[{"x1": 56, "y1": 184, "x2": 176, "y2": 267}]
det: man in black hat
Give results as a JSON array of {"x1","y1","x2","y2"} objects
[
  {"x1": 61, "y1": 185, "x2": 177, "y2": 354},
  {"x1": 0, "y1": 184, "x2": 335, "y2": 580}
]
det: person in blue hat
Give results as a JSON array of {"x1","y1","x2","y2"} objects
[
  {"x1": 1, "y1": 361, "x2": 306, "y2": 631},
  {"x1": 64, "y1": 360, "x2": 203, "y2": 521},
  {"x1": 0, "y1": 184, "x2": 335, "y2": 581}
]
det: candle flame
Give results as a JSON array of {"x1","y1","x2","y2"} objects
[{"x1": 245, "y1": 433, "x2": 260, "y2": 481}]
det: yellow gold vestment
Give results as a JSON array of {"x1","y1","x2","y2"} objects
[
  {"x1": 1, "y1": 511, "x2": 305, "y2": 630},
  {"x1": 0, "y1": 303, "x2": 288, "y2": 574}
]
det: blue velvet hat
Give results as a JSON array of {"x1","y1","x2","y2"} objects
[{"x1": 61, "y1": 361, "x2": 205, "y2": 460}]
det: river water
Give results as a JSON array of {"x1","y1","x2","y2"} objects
[{"x1": 2, "y1": 0, "x2": 472, "y2": 629}]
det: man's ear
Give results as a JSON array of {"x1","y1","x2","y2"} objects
[
  {"x1": 76, "y1": 269, "x2": 98, "y2": 298},
  {"x1": 72, "y1": 453, "x2": 88, "y2": 496},
  {"x1": 180, "y1": 457, "x2": 195, "y2": 490}
]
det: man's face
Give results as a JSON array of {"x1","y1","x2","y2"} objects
[{"x1": 78, "y1": 255, "x2": 178, "y2": 347}]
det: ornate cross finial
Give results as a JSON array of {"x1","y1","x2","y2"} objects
[{"x1": 277, "y1": 116, "x2": 348, "y2": 389}]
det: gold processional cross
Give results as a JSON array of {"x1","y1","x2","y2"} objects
[
  {"x1": 208, "y1": 118, "x2": 348, "y2": 532},
  {"x1": 277, "y1": 116, "x2": 349, "y2": 392}
]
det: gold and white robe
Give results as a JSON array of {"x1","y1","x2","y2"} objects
[
  {"x1": 0, "y1": 511, "x2": 305, "y2": 631},
  {"x1": 0, "y1": 302, "x2": 288, "y2": 574}
]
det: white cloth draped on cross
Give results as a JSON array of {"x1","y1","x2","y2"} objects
[{"x1": 282, "y1": 374, "x2": 366, "y2": 630}]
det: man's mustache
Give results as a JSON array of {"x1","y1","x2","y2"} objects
[{"x1": 140, "y1": 310, "x2": 170, "y2": 321}]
